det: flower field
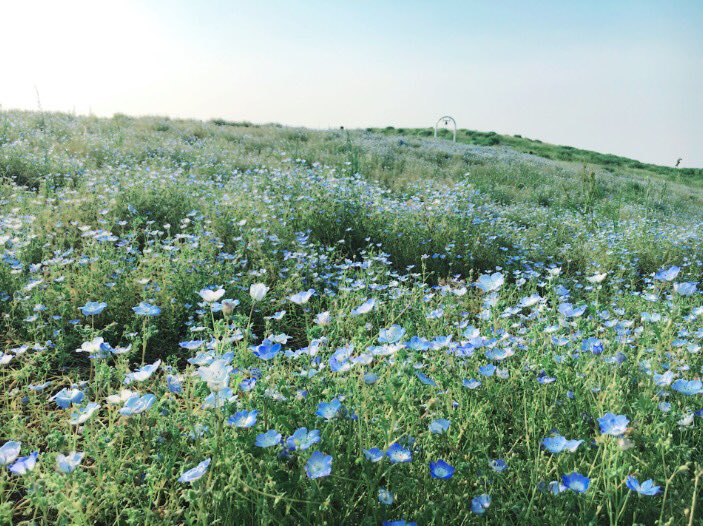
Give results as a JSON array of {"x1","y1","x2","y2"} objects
[{"x1": 1, "y1": 111, "x2": 702, "y2": 525}]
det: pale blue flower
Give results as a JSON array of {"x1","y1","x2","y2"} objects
[
  {"x1": 286, "y1": 428, "x2": 320, "y2": 451},
  {"x1": 132, "y1": 302, "x2": 161, "y2": 317},
  {"x1": 119, "y1": 394, "x2": 157, "y2": 416},
  {"x1": 475, "y1": 272, "x2": 504, "y2": 293},
  {"x1": 316, "y1": 399, "x2": 342, "y2": 420},
  {"x1": 0, "y1": 441, "x2": 21, "y2": 466},
  {"x1": 56, "y1": 452, "x2": 84, "y2": 473},
  {"x1": 674, "y1": 282, "x2": 697, "y2": 296},
  {"x1": 386, "y1": 443, "x2": 412, "y2": 463},
  {"x1": 654, "y1": 266, "x2": 680, "y2": 281},
  {"x1": 363, "y1": 448, "x2": 384, "y2": 462},
  {"x1": 598, "y1": 412, "x2": 629, "y2": 436},
  {"x1": 178, "y1": 458, "x2": 211, "y2": 483},
  {"x1": 80, "y1": 301, "x2": 107, "y2": 316},
  {"x1": 626, "y1": 476, "x2": 661, "y2": 496},
  {"x1": 471, "y1": 494, "x2": 491, "y2": 514},
  {"x1": 542, "y1": 434, "x2": 584, "y2": 454},
  {"x1": 305, "y1": 451, "x2": 332, "y2": 479},
  {"x1": 124, "y1": 360, "x2": 161, "y2": 385},
  {"x1": 428, "y1": 419, "x2": 450, "y2": 434},
  {"x1": 562, "y1": 472, "x2": 590, "y2": 493},
  {"x1": 9, "y1": 451, "x2": 39, "y2": 475},
  {"x1": 351, "y1": 298, "x2": 376, "y2": 316},
  {"x1": 69, "y1": 402, "x2": 100, "y2": 425},
  {"x1": 672, "y1": 379, "x2": 703, "y2": 395},
  {"x1": 256, "y1": 429, "x2": 282, "y2": 448},
  {"x1": 51, "y1": 388, "x2": 85, "y2": 409},
  {"x1": 228, "y1": 409, "x2": 258, "y2": 428},
  {"x1": 378, "y1": 487, "x2": 394, "y2": 505},
  {"x1": 289, "y1": 288, "x2": 315, "y2": 305},
  {"x1": 378, "y1": 325, "x2": 406, "y2": 344}
]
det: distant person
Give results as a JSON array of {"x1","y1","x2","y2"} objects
[{"x1": 675, "y1": 158, "x2": 682, "y2": 168}]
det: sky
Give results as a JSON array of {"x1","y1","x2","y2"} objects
[{"x1": 1, "y1": 0, "x2": 702, "y2": 167}]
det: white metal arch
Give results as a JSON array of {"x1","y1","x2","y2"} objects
[{"x1": 434, "y1": 115, "x2": 457, "y2": 142}]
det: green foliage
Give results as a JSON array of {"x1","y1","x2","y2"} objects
[{"x1": 0, "y1": 109, "x2": 702, "y2": 525}]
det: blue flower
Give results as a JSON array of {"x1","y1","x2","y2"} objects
[
  {"x1": 80, "y1": 301, "x2": 107, "y2": 316},
  {"x1": 674, "y1": 282, "x2": 697, "y2": 296},
  {"x1": 562, "y1": 472, "x2": 590, "y2": 493},
  {"x1": 124, "y1": 360, "x2": 161, "y2": 385},
  {"x1": 378, "y1": 325, "x2": 406, "y2": 344},
  {"x1": 178, "y1": 458, "x2": 211, "y2": 483},
  {"x1": 654, "y1": 266, "x2": 680, "y2": 281},
  {"x1": 51, "y1": 388, "x2": 85, "y2": 409},
  {"x1": 386, "y1": 443, "x2": 412, "y2": 463},
  {"x1": 179, "y1": 340, "x2": 205, "y2": 350},
  {"x1": 378, "y1": 487, "x2": 394, "y2": 505},
  {"x1": 671, "y1": 379, "x2": 703, "y2": 395},
  {"x1": 542, "y1": 434, "x2": 584, "y2": 454},
  {"x1": 558, "y1": 303, "x2": 587, "y2": 318},
  {"x1": 228, "y1": 409, "x2": 258, "y2": 428},
  {"x1": 489, "y1": 459, "x2": 508, "y2": 473},
  {"x1": 428, "y1": 419, "x2": 450, "y2": 434},
  {"x1": 305, "y1": 451, "x2": 332, "y2": 479},
  {"x1": 252, "y1": 339, "x2": 282, "y2": 360},
  {"x1": 598, "y1": 412, "x2": 629, "y2": 436},
  {"x1": 462, "y1": 378, "x2": 482, "y2": 389},
  {"x1": 406, "y1": 336, "x2": 430, "y2": 351},
  {"x1": 56, "y1": 452, "x2": 84, "y2": 473},
  {"x1": 9, "y1": 451, "x2": 39, "y2": 475},
  {"x1": 316, "y1": 398, "x2": 342, "y2": 420},
  {"x1": 475, "y1": 272, "x2": 504, "y2": 293},
  {"x1": 255, "y1": 429, "x2": 282, "y2": 448},
  {"x1": 363, "y1": 372, "x2": 379, "y2": 384},
  {"x1": 415, "y1": 371, "x2": 437, "y2": 386},
  {"x1": 478, "y1": 364, "x2": 496, "y2": 377},
  {"x1": 286, "y1": 428, "x2": 320, "y2": 451},
  {"x1": 429, "y1": 459, "x2": 455, "y2": 479},
  {"x1": 351, "y1": 298, "x2": 376, "y2": 316},
  {"x1": 626, "y1": 476, "x2": 661, "y2": 496},
  {"x1": 383, "y1": 521, "x2": 416, "y2": 526},
  {"x1": 166, "y1": 374, "x2": 183, "y2": 394},
  {"x1": 471, "y1": 494, "x2": 491, "y2": 514},
  {"x1": 363, "y1": 448, "x2": 384, "y2": 462},
  {"x1": 118, "y1": 394, "x2": 157, "y2": 416},
  {"x1": 132, "y1": 302, "x2": 161, "y2": 317},
  {"x1": 69, "y1": 402, "x2": 100, "y2": 425}
]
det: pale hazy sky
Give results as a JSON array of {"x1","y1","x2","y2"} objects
[{"x1": 1, "y1": 0, "x2": 702, "y2": 166}]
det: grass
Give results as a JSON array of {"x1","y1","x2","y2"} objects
[
  {"x1": 368, "y1": 126, "x2": 703, "y2": 181},
  {"x1": 0, "y1": 109, "x2": 702, "y2": 525}
]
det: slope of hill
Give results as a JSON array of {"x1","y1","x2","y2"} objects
[
  {"x1": 1, "y1": 110, "x2": 702, "y2": 525},
  {"x1": 368, "y1": 125, "x2": 703, "y2": 179}
]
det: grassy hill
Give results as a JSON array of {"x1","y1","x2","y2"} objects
[
  {"x1": 368, "y1": 125, "x2": 703, "y2": 179},
  {"x1": 1, "y1": 110, "x2": 702, "y2": 525}
]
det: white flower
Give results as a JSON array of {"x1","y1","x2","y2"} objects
[
  {"x1": 106, "y1": 389, "x2": 139, "y2": 405},
  {"x1": 249, "y1": 283, "x2": 269, "y2": 301},
  {"x1": 315, "y1": 311, "x2": 332, "y2": 326},
  {"x1": 289, "y1": 289, "x2": 315, "y2": 305},
  {"x1": 199, "y1": 288, "x2": 225, "y2": 303},
  {"x1": 197, "y1": 359, "x2": 233, "y2": 392},
  {"x1": 76, "y1": 337, "x2": 104, "y2": 354},
  {"x1": 587, "y1": 273, "x2": 607, "y2": 284}
]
